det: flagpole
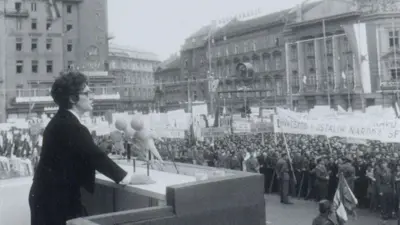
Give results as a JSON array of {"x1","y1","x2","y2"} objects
[
  {"x1": 208, "y1": 22, "x2": 214, "y2": 118},
  {"x1": 1, "y1": 0, "x2": 7, "y2": 122},
  {"x1": 323, "y1": 19, "x2": 331, "y2": 107},
  {"x1": 392, "y1": 18, "x2": 399, "y2": 101}
]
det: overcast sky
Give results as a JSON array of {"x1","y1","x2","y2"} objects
[{"x1": 107, "y1": 0, "x2": 309, "y2": 61}]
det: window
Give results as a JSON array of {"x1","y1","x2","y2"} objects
[
  {"x1": 234, "y1": 45, "x2": 238, "y2": 54},
  {"x1": 275, "y1": 56, "x2": 281, "y2": 70},
  {"x1": 326, "y1": 40, "x2": 333, "y2": 54},
  {"x1": 389, "y1": 30, "x2": 399, "y2": 48},
  {"x1": 16, "y1": 19, "x2": 22, "y2": 30},
  {"x1": 290, "y1": 46, "x2": 297, "y2": 60},
  {"x1": 66, "y1": 24, "x2": 73, "y2": 31},
  {"x1": 31, "y1": 19, "x2": 37, "y2": 30},
  {"x1": 46, "y1": 39, "x2": 52, "y2": 50},
  {"x1": 100, "y1": 84, "x2": 107, "y2": 94},
  {"x1": 15, "y1": 37, "x2": 22, "y2": 51},
  {"x1": 31, "y1": 38, "x2": 38, "y2": 51},
  {"x1": 243, "y1": 42, "x2": 248, "y2": 52},
  {"x1": 46, "y1": 60, "x2": 53, "y2": 73},
  {"x1": 31, "y1": 60, "x2": 38, "y2": 73},
  {"x1": 46, "y1": 20, "x2": 51, "y2": 30},
  {"x1": 263, "y1": 57, "x2": 269, "y2": 71},
  {"x1": 67, "y1": 5, "x2": 72, "y2": 13},
  {"x1": 306, "y1": 42, "x2": 314, "y2": 55},
  {"x1": 31, "y1": 2, "x2": 36, "y2": 12},
  {"x1": 67, "y1": 40, "x2": 73, "y2": 52},
  {"x1": 391, "y1": 69, "x2": 400, "y2": 80},
  {"x1": 16, "y1": 87, "x2": 22, "y2": 97},
  {"x1": 16, "y1": 60, "x2": 23, "y2": 73},
  {"x1": 15, "y1": 2, "x2": 21, "y2": 11},
  {"x1": 252, "y1": 41, "x2": 257, "y2": 51},
  {"x1": 67, "y1": 61, "x2": 74, "y2": 69}
]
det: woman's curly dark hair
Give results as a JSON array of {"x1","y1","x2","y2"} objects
[{"x1": 51, "y1": 71, "x2": 88, "y2": 109}]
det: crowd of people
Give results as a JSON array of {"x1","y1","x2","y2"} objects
[{"x1": 1, "y1": 126, "x2": 400, "y2": 221}]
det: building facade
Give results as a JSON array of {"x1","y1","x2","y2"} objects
[
  {"x1": 284, "y1": 0, "x2": 400, "y2": 111},
  {"x1": 154, "y1": 54, "x2": 182, "y2": 111},
  {"x1": 0, "y1": 0, "x2": 118, "y2": 120},
  {"x1": 209, "y1": 3, "x2": 319, "y2": 114},
  {"x1": 108, "y1": 44, "x2": 160, "y2": 113},
  {"x1": 180, "y1": 25, "x2": 213, "y2": 113}
]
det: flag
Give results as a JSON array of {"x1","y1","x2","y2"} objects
[
  {"x1": 342, "y1": 22, "x2": 371, "y2": 93},
  {"x1": 47, "y1": 0, "x2": 61, "y2": 21},
  {"x1": 332, "y1": 173, "x2": 358, "y2": 225},
  {"x1": 302, "y1": 76, "x2": 307, "y2": 84}
]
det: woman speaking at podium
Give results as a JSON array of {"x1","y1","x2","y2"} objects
[{"x1": 29, "y1": 71, "x2": 154, "y2": 225}]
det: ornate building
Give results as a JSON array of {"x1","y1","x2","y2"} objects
[
  {"x1": 0, "y1": 0, "x2": 118, "y2": 120},
  {"x1": 284, "y1": 0, "x2": 400, "y2": 111},
  {"x1": 210, "y1": 2, "x2": 320, "y2": 113},
  {"x1": 180, "y1": 25, "x2": 213, "y2": 112},
  {"x1": 153, "y1": 53, "x2": 182, "y2": 111},
  {"x1": 108, "y1": 44, "x2": 160, "y2": 113}
]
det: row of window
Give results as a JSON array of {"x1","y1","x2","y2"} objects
[
  {"x1": 15, "y1": 60, "x2": 56, "y2": 74},
  {"x1": 15, "y1": 18, "x2": 73, "y2": 32},
  {"x1": 210, "y1": 35, "x2": 281, "y2": 58},
  {"x1": 109, "y1": 60, "x2": 156, "y2": 71},
  {"x1": 15, "y1": 37, "x2": 73, "y2": 52},
  {"x1": 15, "y1": 1, "x2": 73, "y2": 13},
  {"x1": 122, "y1": 74, "x2": 154, "y2": 84},
  {"x1": 122, "y1": 88, "x2": 154, "y2": 98}
]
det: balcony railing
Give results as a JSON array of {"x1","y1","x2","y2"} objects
[{"x1": 5, "y1": 9, "x2": 29, "y2": 18}]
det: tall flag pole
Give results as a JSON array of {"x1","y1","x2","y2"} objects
[{"x1": 323, "y1": 18, "x2": 331, "y2": 107}]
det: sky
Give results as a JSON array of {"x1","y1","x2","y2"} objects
[{"x1": 107, "y1": 0, "x2": 309, "y2": 61}]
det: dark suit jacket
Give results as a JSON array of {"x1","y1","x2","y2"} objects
[{"x1": 29, "y1": 109, "x2": 127, "y2": 225}]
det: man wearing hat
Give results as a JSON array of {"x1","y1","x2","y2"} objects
[{"x1": 312, "y1": 200, "x2": 335, "y2": 225}]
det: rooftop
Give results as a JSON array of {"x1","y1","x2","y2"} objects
[
  {"x1": 108, "y1": 43, "x2": 160, "y2": 62},
  {"x1": 156, "y1": 54, "x2": 181, "y2": 72}
]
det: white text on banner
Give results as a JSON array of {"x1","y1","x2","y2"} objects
[{"x1": 273, "y1": 115, "x2": 400, "y2": 143}]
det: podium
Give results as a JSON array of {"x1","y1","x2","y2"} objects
[{"x1": 67, "y1": 161, "x2": 265, "y2": 225}]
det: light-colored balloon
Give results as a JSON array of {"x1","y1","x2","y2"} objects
[
  {"x1": 131, "y1": 117, "x2": 144, "y2": 131},
  {"x1": 110, "y1": 130, "x2": 122, "y2": 142},
  {"x1": 125, "y1": 128, "x2": 135, "y2": 137},
  {"x1": 115, "y1": 119, "x2": 127, "y2": 131}
]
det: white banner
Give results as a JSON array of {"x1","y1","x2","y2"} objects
[{"x1": 273, "y1": 113, "x2": 400, "y2": 143}]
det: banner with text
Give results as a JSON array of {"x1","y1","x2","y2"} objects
[{"x1": 273, "y1": 114, "x2": 400, "y2": 143}]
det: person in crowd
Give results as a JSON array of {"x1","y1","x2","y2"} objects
[
  {"x1": 312, "y1": 200, "x2": 335, "y2": 225},
  {"x1": 276, "y1": 152, "x2": 293, "y2": 204},
  {"x1": 313, "y1": 157, "x2": 329, "y2": 201},
  {"x1": 28, "y1": 71, "x2": 154, "y2": 225},
  {"x1": 376, "y1": 160, "x2": 395, "y2": 220},
  {"x1": 339, "y1": 156, "x2": 356, "y2": 192}
]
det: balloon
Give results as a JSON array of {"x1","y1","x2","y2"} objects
[
  {"x1": 110, "y1": 130, "x2": 122, "y2": 142},
  {"x1": 130, "y1": 117, "x2": 144, "y2": 131},
  {"x1": 125, "y1": 128, "x2": 135, "y2": 137},
  {"x1": 115, "y1": 118, "x2": 127, "y2": 131}
]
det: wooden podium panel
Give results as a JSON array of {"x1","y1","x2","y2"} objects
[{"x1": 68, "y1": 163, "x2": 265, "y2": 225}]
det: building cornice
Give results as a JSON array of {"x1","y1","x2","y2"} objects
[
  {"x1": 361, "y1": 12, "x2": 400, "y2": 22},
  {"x1": 286, "y1": 11, "x2": 361, "y2": 29}
]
